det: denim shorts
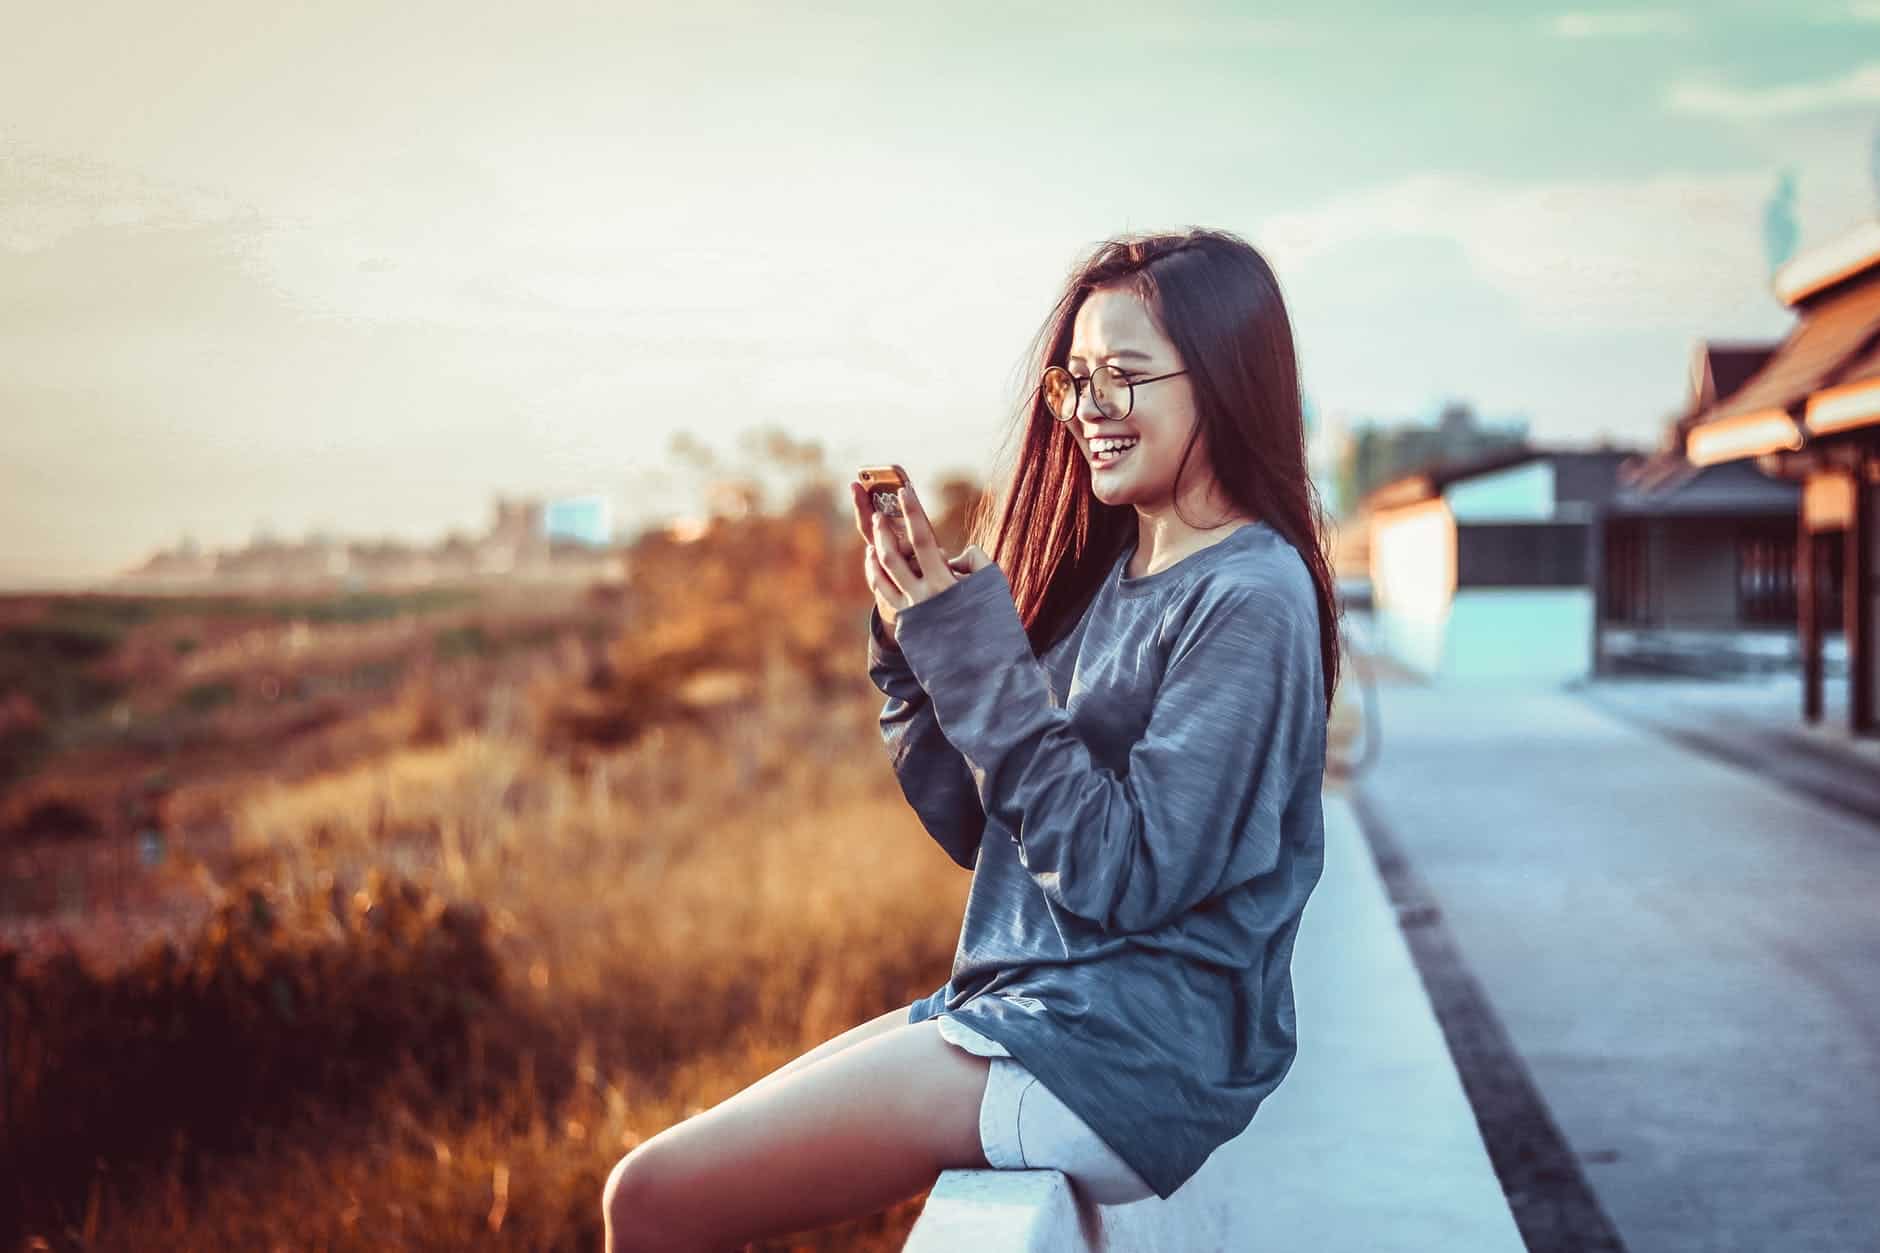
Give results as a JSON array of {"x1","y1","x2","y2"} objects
[{"x1": 931, "y1": 1011, "x2": 1156, "y2": 1207}]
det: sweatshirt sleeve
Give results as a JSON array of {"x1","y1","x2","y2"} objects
[
  {"x1": 891, "y1": 560, "x2": 1320, "y2": 935},
  {"x1": 866, "y1": 603, "x2": 987, "y2": 871}
]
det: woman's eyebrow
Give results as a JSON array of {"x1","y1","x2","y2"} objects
[{"x1": 1067, "y1": 349, "x2": 1153, "y2": 364}]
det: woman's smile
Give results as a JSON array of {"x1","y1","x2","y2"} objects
[{"x1": 1086, "y1": 434, "x2": 1141, "y2": 467}]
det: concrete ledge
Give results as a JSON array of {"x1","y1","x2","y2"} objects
[
  {"x1": 903, "y1": 789, "x2": 1525, "y2": 1253},
  {"x1": 902, "y1": 1171, "x2": 1121, "y2": 1253}
]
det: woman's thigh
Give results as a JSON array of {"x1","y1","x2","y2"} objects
[
  {"x1": 730, "y1": 1000, "x2": 919, "y2": 1107},
  {"x1": 604, "y1": 1017, "x2": 990, "y2": 1251}
]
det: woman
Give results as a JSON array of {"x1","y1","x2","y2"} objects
[{"x1": 603, "y1": 227, "x2": 1341, "y2": 1252}]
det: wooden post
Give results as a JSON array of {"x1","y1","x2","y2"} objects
[
  {"x1": 1587, "y1": 508, "x2": 1607, "y2": 678},
  {"x1": 1800, "y1": 509, "x2": 1821, "y2": 723},
  {"x1": 1851, "y1": 461, "x2": 1876, "y2": 736}
]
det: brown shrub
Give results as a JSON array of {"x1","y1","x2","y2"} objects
[{"x1": 0, "y1": 868, "x2": 504, "y2": 1242}]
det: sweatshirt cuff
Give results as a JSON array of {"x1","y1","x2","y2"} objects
[
  {"x1": 867, "y1": 604, "x2": 901, "y2": 656},
  {"x1": 866, "y1": 603, "x2": 927, "y2": 702},
  {"x1": 892, "y1": 563, "x2": 1032, "y2": 694}
]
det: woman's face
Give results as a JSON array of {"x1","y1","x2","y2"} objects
[{"x1": 1063, "y1": 285, "x2": 1205, "y2": 512}]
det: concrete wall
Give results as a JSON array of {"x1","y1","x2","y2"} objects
[
  {"x1": 1373, "y1": 587, "x2": 1595, "y2": 682},
  {"x1": 1368, "y1": 479, "x2": 1595, "y2": 682},
  {"x1": 1369, "y1": 500, "x2": 1454, "y2": 629},
  {"x1": 901, "y1": 793, "x2": 1526, "y2": 1253}
]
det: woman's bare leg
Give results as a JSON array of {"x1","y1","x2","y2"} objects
[
  {"x1": 602, "y1": 1017, "x2": 991, "y2": 1252},
  {"x1": 729, "y1": 1001, "x2": 917, "y2": 1108}
]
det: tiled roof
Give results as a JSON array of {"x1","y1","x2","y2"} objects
[{"x1": 1685, "y1": 273, "x2": 1880, "y2": 431}]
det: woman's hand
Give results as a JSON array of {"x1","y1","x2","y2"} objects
[{"x1": 849, "y1": 480, "x2": 991, "y2": 647}]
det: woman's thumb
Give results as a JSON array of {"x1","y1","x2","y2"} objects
[{"x1": 955, "y1": 544, "x2": 991, "y2": 572}]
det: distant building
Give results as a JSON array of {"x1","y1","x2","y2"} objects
[
  {"x1": 544, "y1": 495, "x2": 612, "y2": 546},
  {"x1": 1337, "y1": 400, "x2": 1529, "y2": 513},
  {"x1": 112, "y1": 491, "x2": 626, "y2": 593},
  {"x1": 1676, "y1": 217, "x2": 1880, "y2": 737},
  {"x1": 478, "y1": 497, "x2": 549, "y2": 574},
  {"x1": 120, "y1": 537, "x2": 216, "y2": 587},
  {"x1": 1361, "y1": 446, "x2": 1799, "y2": 681},
  {"x1": 1596, "y1": 453, "x2": 1806, "y2": 676}
]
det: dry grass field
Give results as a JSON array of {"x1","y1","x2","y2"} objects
[{"x1": 0, "y1": 493, "x2": 1364, "y2": 1251}]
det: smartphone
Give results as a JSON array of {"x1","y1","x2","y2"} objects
[
  {"x1": 857, "y1": 463, "x2": 922, "y2": 574},
  {"x1": 857, "y1": 464, "x2": 911, "y2": 526},
  {"x1": 857, "y1": 460, "x2": 962, "y2": 579}
]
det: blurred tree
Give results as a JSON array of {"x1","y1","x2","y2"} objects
[
  {"x1": 930, "y1": 472, "x2": 984, "y2": 555},
  {"x1": 1337, "y1": 400, "x2": 1528, "y2": 507},
  {"x1": 668, "y1": 431, "x2": 718, "y2": 474}
]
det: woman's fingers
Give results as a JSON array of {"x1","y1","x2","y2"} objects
[
  {"x1": 897, "y1": 486, "x2": 946, "y2": 576},
  {"x1": 871, "y1": 513, "x2": 916, "y2": 590},
  {"x1": 853, "y1": 482, "x2": 919, "y2": 564},
  {"x1": 851, "y1": 482, "x2": 901, "y2": 550},
  {"x1": 856, "y1": 480, "x2": 952, "y2": 607},
  {"x1": 864, "y1": 540, "x2": 908, "y2": 609},
  {"x1": 849, "y1": 481, "x2": 880, "y2": 546}
]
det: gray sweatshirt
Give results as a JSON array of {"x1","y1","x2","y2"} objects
[{"x1": 867, "y1": 519, "x2": 1328, "y2": 1202}]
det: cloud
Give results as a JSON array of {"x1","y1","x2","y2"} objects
[
  {"x1": 0, "y1": 140, "x2": 1064, "y2": 582},
  {"x1": 0, "y1": 145, "x2": 252, "y2": 254},
  {"x1": 1130, "y1": 16, "x2": 1325, "y2": 47},
  {"x1": 1256, "y1": 169, "x2": 1796, "y2": 335},
  {"x1": 0, "y1": 142, "x2": 305, "y2": 341},
  {"x1": 1667, "y1": 60, "x2": 1880, "y2": 120},
  {"x1": 1546, "y1": 9, "x2": 1692, "y2": 38},
  {"x1": 0, "y1": 215, "x2": 290, "y2": 338}
]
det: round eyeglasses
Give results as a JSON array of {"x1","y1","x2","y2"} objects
[{"x1": 1040, "y1": 363, "x2": 1188, "y2": 423}]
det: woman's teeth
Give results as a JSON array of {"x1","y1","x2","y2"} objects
[{"x1": 1091, "y1": 440, "x2": 1138, "y2": 465}]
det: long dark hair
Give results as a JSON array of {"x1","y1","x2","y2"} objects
[{"x1": 964, "y1": 227, "x2": 1342, "y2": 716}]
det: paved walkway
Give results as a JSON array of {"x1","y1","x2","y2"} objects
[
  {"x1": 1569, "y1": 673, "x2": 1880, "y2": 826},
  {"x1": 1354, "y1": 672, "x2": 1880, "y2": 1253}
]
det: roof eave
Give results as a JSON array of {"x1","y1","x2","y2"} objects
[{"x1": 1774, "y1": 219, "x2": 1880, "y2": 308}]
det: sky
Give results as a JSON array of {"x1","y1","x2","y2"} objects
[{"x1": 3, "y1": 0, "x2": 1877, "y2": 588}]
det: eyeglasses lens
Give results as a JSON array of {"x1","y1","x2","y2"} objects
[{"x1": 1042, "y1": 365, "x2": 1129, "y2": 421}]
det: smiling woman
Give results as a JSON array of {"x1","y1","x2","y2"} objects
[{"x1": 602, "y1": 228, "x2": 1342, "y2": 1249}]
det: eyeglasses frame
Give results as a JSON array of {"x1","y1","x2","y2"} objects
[{"x1": 1040, "y1": 363, "x2": 1190, "y2": 423}]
